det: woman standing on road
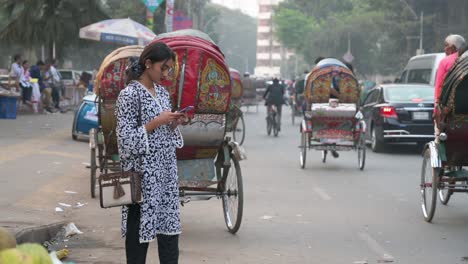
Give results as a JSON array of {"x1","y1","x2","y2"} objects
[{"x1": 116, "y1": 42, "x2": 187, "y2": 264}]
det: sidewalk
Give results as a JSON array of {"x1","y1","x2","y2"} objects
[
  {"x1": 1, "y1": 111, "x2": 143, "y2": 263},
  {"x1": 0, "y1": 112, "x2": 118, "y2": 262}
]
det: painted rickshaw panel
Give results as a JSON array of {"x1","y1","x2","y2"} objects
[
  {"x1": 303, "y1": 58, "x2": 360, "y2": 142},
  {"x1": 229, "y1": 68, "x2": 243, "y2": 100}
]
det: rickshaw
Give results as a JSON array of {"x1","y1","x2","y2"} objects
[
  {"x1": 299, "y1": 58, "x2": 366, "y2": 170},
  {"x1": 91, "y1": 30, "x2": 244, "y2": 234},
  {"x1": 72, "y1": 93, "x2": 98, "y2": 140},
  {"x1": 420, "y1": 55, "x2": 468, "y2": 222},
  {"x1": 241, "y1": 76, "x2": 260, "y2": 112},
  {"x1": 89, "y1": 45, "x2": 145, "y2": 199},
  {"x1": 226, "y1": 68, "x2": 246, "y2": 145}
]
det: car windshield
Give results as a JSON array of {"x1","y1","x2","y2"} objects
[
  {"x1": 384, "y1": 86, "x2": 434, "y2": 102},
  {"x1": 407, "y1": 69, "x2": 432, "y2": 84},
  {"x1": 59, "y1": 71, "x2": 73, "y2": 80}
]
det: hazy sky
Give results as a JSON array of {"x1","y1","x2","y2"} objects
[{"x1": 211, "y1": 0, "x2": 258, "y2": 17}]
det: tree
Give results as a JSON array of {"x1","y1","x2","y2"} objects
[
  {"x1": 0, "y1": 0, "x2": 109, "y2": 60},
  {"x1": 271, "y1": 0, "x2": 455, "y2": 77}
]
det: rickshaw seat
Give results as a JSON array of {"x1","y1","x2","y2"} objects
[{"x1": 306, "y1": 102, "x2": 356, "y2": 142}]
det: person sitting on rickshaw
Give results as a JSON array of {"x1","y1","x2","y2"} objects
[
  {"x1": 263, "y1": 77, "x2": 285, "y2": 131},
  {"x1": 326, "y1": 71, "x2": 341, "y2": 158}
]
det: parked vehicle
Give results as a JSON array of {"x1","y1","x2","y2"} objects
[
  {"x1": 58, "y1": 69, "x2": 81, "y2": 88},
  {"x1": 396, "y1": 53, "x2": 445, "y2": 86},
  {"x1": 72, "y1": 93, "x2": 98, "y2": 140},
  {"x1": 59, "y1": 69, "x2": 82, "y2": 104},
  {"x1": 361, "y1": 83, "x2": 435, "y2": 152}
]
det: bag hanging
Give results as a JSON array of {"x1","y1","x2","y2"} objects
[{"x1": 99, "y1": 89, "x2": 143, "y2": 208}]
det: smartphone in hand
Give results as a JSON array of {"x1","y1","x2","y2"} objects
[{"x1": 179, "y1": 106, "x2": 194, "y2": 113}]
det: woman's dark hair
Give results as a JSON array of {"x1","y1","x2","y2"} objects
[
  {"x1": 22, "y1": 60, "x2": 28, "y2": 66},
  {"x1": 125, "y1": 42, "x2": 176, "y2": 85}
]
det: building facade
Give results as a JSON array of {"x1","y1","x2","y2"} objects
[{"x1": 254, "y1": 0, "x2": 285, "y2": 78}]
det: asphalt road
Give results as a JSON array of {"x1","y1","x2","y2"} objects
[{"x1": 1, "y1": 107, "x2": 468, "y2": 264}]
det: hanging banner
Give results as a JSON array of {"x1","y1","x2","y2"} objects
[
  {"x1": 141, "y1": 0, "x2": 164, "y2": 13},
  {"x1": 146, "y1": 8, "x2": 154, "y2": 30},
  {"x1": 165, "y1": 0, "x2": 174, "y2": 32},
  {"x1": 173, "y1": 11, "x2": 193, "y2": 31}
]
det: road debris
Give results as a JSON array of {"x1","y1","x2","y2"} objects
[{"x1": 64, "y1": 223, "x2": 83, "y2": 237}]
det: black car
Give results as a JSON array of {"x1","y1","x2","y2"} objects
[{"x1": 360, "y1": 84, "x2": 434, "y2": 152}]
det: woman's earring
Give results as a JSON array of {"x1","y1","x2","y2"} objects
[{"x1": 146, "y1": 66, "x2": 149, "y2": 69}]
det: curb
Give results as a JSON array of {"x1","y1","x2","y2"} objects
[{"x1": 15, "y1": 221, "x2": 66, "y2": 244}]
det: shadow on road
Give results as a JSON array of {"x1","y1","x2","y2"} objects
[{"x1": 371, "y1": 143, "x2": 423, "y2": 156}]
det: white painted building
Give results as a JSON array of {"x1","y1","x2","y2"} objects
[{"x1": 254, "y1": 0, "x2": 285, "y2": 78}]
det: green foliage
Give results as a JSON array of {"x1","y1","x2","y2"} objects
[
  {"x1": 0, "y1": 0, "x2": 109, "y2": 62},
  {"x1": 272, "y1": 0, "x2": 448, "y2": 77}
]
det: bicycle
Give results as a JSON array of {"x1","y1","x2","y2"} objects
[{"x1": 266, "y1": 104, "x2": 279, "y2": 137}]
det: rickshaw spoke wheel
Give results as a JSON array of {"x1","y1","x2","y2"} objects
[
  {"x1": 358, "y1": 133, "x2": 366, "y2": 170},
  {"x1": 90, "y1": 128, "x2": 98, "y2": 199},
  {"x1": 222, "y1": 155, "x2": 243, "y2": 234},
  {"x1": 233, "y1": 114, "x2": 246, "y2": 145},
  {"x1": 421, "y1": 148, "x2": 439, "y2": 222},
  {"x1": 439, "y1": 167, "x2": 459, "y2": 205},
  {"x1": 300, "y1": 132, "x2": 307, "y2": 169}
]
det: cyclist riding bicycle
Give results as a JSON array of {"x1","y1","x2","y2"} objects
[{"x1": 263, "y1": 77, "x2": 285, "y2": 131}]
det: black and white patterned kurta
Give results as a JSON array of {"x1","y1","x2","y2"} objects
[{"x1": 116, "y1": 80, "x2": 183, "y2": 243}]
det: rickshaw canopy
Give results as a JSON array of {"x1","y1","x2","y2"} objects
[{"x1": 304, "y1": 58, "x2": 359, "y2": 105}]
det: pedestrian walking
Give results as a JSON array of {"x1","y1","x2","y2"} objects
[{"x1": 116, "y1": 42, "x2": 187, "y2": 264}]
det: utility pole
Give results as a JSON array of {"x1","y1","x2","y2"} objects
[{"x1": 417, "y1": 11, "x2": 424, "y2": 55}]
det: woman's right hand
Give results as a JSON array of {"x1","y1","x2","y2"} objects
[
  {"x1": 158, "y1": 111, "x2": 183, "y2": 125},
  {"x1": 145, "y1": 111, "x2": 183, "y2": 133}
]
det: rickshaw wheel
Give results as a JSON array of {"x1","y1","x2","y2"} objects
[
  {"x1": 72, "y1": 108, "x2": 78, "y2": 141},
  {"x1": 438, "y1": 185, "x2": 452, "y2": 205},
  {"x1": 300, "y1": 132, "x2": 307, "y2": 169},
  {"x1": 222, "y1": 155, "x2": 243, "y2": 234},
  {"x1": 439, "y1": 166, "x2": 460, "y2": 205},
  {"x1": 358, "y1": 133, "x2": 366, "y2": 170},
  {"x1": 89, "y1": 128, "x2": 98, "y2": 199},
  {"x1": 233, "y1": 114, "x2": 246, "y2": 146},
  {"x1": 421, "y1": 148, "x2": 439, "y2": 222}
]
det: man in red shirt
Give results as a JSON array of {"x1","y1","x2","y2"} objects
[{"x1": 434, "y1": 34, "x2": 465, "y2": 139}]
